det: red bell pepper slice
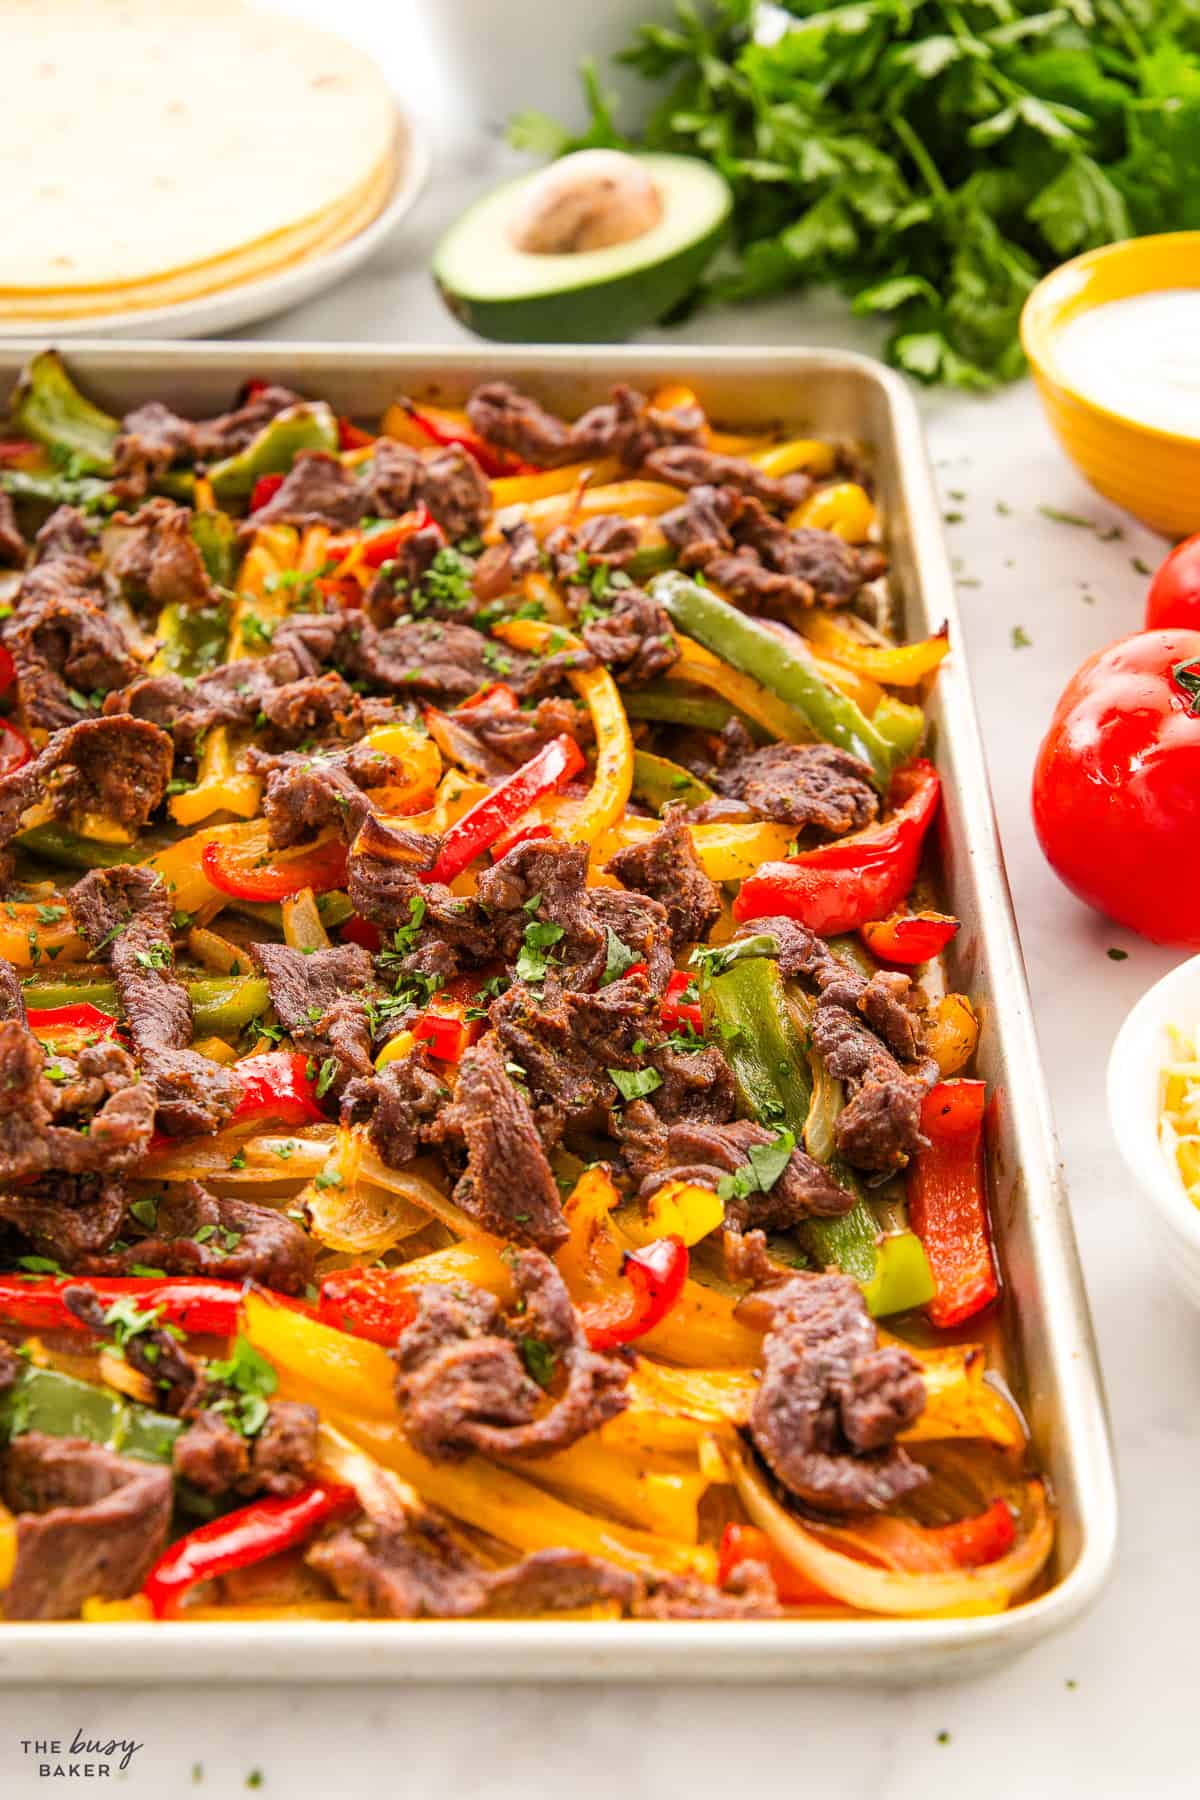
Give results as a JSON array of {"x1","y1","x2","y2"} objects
[
  {"x1": 717, "y1": 1524, "x2": 830, "y2": 1604},
  {"x1": 143, "y1": 1482, "x2": 358, "y2": 1618},
  {"x1": 426, "y1": 733, "x2": 585, "y2": 885},
  {"x1": 411, "y1": 1008, "x2": 481, "y2": 1063},
  {"x1": 733, "y1": 759, "x2": 942, "y2": 934},
  {"x1": 249, "y1": 472, "x2": 285, "y2": 513},
  {"x1": 0, "y1": 717, "x2": 33, "y2": 776},
  {"x1": 457, "y1": 682, "x2": 519, "y2": 715},
  {"x1": 359, "y1": 505, "x2": 444, "y2": 570},
  {"x1": 318, "y1": 1267, "x2": 417, "y2": 1346},
  {"x1": 661, "y1": 970, "x2": 703, "y2": 1032},
  {"x1": 201, "y1": 834, "x2": 348, "y2": 903},
  {"x1": 229, "y1": 1051, "x2": 326, "y2": 1128},
  {"x1": 0, "y1": 438, "x2": 38, "y2": 465},
  {"x1": 0, "y1": 1275, "x2": 253, "y2": 1339},
  {"x1": 337, "y1": 416, "x2": 375, "y2": 451},
  {"x1": 907, "y1": 1078, "x2": 999, "y2": 1329},
  {"x1": 317, "y1": 575, "x2": 365, "y2": 610},
  {"x1": 242, "y1": 378, "x2": 271, "y2": 401},
  {"x1": 26, "y1": 1002, "x2": 121, "y2": 1056},
  {"x1": 581, "y1": 1236, "x2": 689, "y2": 1351},
  {"x1": 400, "y1": 403, "x2": 537, "y2": 480},
  {"x1": 860, "y1": 909, "x2": 960, "y2": 964},
  {"x1": 340, "y1": 915, "x2": 383, "y2": 953},
  {"x1": 926, "y1": 1497, "x2": 1016, "y2": 1566},
  {"x1": 0, "y1": 645, "x2": 15, "y2": 696}
]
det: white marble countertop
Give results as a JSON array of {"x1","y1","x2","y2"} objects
[{"x1": 2, "y1": 3, "x2": 1195, "y2": 1792}]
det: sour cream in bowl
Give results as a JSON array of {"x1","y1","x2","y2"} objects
[
  {"x1": 1021, "y1": 233, "x2": 1200, "y2": 537},
  {"x1": 1108, "y1": 953, "x2": 1200, "y2": 1309}
]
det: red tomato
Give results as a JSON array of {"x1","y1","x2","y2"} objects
[
  {"x1": 1145, "y1": 535, "x2": 1200, "y2": 631},
  {"x1": 1032, "y1": 628, "x2": 1200, "y2": 945}
]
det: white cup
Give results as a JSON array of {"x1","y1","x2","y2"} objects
[{"x1": 423, "y1": 0, "x2": 680, "y2": 134}]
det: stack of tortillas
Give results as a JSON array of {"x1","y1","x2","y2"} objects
[{"x1": 1, "y1": 0, "x2": 402, "y2": 323}]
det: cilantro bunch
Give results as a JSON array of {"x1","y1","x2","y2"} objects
[{"x1": 514, "y1": 0, "x2": 1200, "y2": 387}]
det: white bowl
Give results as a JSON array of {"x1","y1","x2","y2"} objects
[{"x1": 1108, "y1": 953, "x2": 1200, "y2": 1305}]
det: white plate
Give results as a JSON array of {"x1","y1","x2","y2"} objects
[
  {"x1": 1107, "y1": 952, "x2": 1200, "y2": 1307},
  {"x1": 0, "y1": 111, "x2": 430, "y2": 342}
]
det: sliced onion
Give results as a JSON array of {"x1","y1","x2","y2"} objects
[
  {"x1": 302, "y1": 1128, "x2": 436, "y2": 1254},
  {"x1": 727, "y1": 1441, "x2": 1053, "y2": 1618},
  {"x1": 357, "y1": 1146, "x2": 486, "y2": 1240},
  {"x1": 315, "y1": 1420, "x2": 416, "y2": 1524},
  {"x1": 140, "y1": 1125, "x2": 335, "y2": 1185}
]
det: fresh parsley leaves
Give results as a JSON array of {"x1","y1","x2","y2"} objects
[
  {"x1": 516, "y1": 918, "x2": 565, "y2": 985},
  {"x1": 609, "y1": 1066, "x2": 662, "y2": 1102}
]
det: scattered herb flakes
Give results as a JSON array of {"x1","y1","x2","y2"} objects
[
  {"x1": 936, "y1": 1731, "x2": 951, "y2": 1746},
  {"x1": 246, "y1": 1773, "x2": 265, "y2": 1791},
  {"x1": 1011, "y1": 625, "x2": 1033, "y2": 649},
  {"x1": 1107, "y1": 947, "x2": 1129, "y2": 961},
  {"x1": 1132, "y1": 557, "x2": 1153, "y2": 576},
  {"x1": 1065, "y1": 1678, "x2": 1078, "y2": 1690},
  {"x1": 516, "y1": 918, "x2": 565, "y2": 985},
  {"x1": 943, "y1": 511, "x2": 964, "y2": 525},
  {"x1": 995, "y1": 500, "x2": 1011, "y2": 517},
  {"x1": 600, "y1": 927, "x2": 635, "y2": 987},
  {"x1": 1038, "y1": 506, "x2": 1094, "y2": 528},
  {"x1": 519, "y1": 1336, "x2": 557, "y2": 1388},
  {"x1": 609, "y1": 1066, "x2": 663, "y2": 1102},
  {"x1": 315, "y1": 1056, "x2": 338, "y2": 1099},
  {"x1": 192, "y1": 1765, "x2": 204, "y2": 1785}
]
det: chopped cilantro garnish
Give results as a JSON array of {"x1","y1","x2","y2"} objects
[{"x1": 608, "y1": 1067, "x2": 662, "y2": 1102}]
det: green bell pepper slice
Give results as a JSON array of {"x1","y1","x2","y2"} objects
[
  {"x1": 20, "y1": 973, "x2": 269, "y2": 1037},
  {"x1": 1, "y1": 467, "x2": 115, "y2": 517},
  {"x1": 626, "y1": 542, "x2": 675, "y2": 583},
  {"x1": 207, "y1": 403, "x2": 338, "y2": 502},
  {"x1": 653, "y1": 570, "x2": 901, "y2": 790},
  {"x1": 8, "y1": 350, "x2": 119, "y2": 477},
  {"x1": 0, "y1": 1363, "x2": 180, "y2": 1464},
  {"x1": 190, "y1": 510, "x2": 238, "y2": 588},
  {"x1": 701, "y1": 953, "x2": 932, "y2": 1313},
  {"x1": 153, "y1": 596, "x2": 232, "y2": 681},
  {"x1": 15, "y1": 825, "x2": 148, "y2": 870},
  {"x1": 631, "y1": 750, "x2": 714, "y2": 813}
]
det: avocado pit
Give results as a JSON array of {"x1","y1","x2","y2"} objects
[{"x1": 507, "y1": 149, "x2": 664, "y2": 256}]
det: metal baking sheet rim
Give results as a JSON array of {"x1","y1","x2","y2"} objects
[{"x1": 0, "y1": 340, "x2": 1117, "y2": 1684}]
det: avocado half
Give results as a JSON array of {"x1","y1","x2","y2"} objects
[{"x1": 433, "y1": 153, "x2": 732, "y2": 344}]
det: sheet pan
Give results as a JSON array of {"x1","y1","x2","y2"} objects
[{"x1": 0, "y1": 342, "x2": 1117, "y2": 1682}]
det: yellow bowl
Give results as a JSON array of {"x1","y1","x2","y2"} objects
[{"x1": 1021, "y1": 232, "x2": 1200, "y2": 539}]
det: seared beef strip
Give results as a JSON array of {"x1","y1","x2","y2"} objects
[
  {"x1": 0, "y1": 956, "x2": 26, "y2": 1024},
  {"x1": 77, "y1": 1181, "x2": 315, "y2": 1295},
  {"x1": 739, "y1": 915, "x2": 931, "y2": 1170},
  {"x1": 428, "y1": 1036, "x2": 567, "y2": 1250},
  {"x1": 466, "y1": 382, "x2": 576, "y2": 466},
  {"x1": 113, "y1": 385, "x2": 305, "y2": 496},
  {"x1": 571, "y1": 383, "x2": 706, "y2": 467},
  {"x1": 174, "y1": 1400, "x2": 318, "y2": 1500},
  {"x1": 640, "y1": 1118, "x2": 853, "y2": 1229},
  {"x1": 0, "y1": 492, "x2": 26, "y2": 566},
  {"x1": 35, "y1": 505, "x2": 96, "y2": 564},
  {"x1": 0, "y1": 1024, "x2": 153, "y2": 1183},
  {"x1": 0, "y1": 714, "x2": 172, "y2": 848},
  {"x1": 250, "y1": 942, "x2": 378, "y2": 1091},
  {"x1": 428, "y1": 690, "x2": 589, "y2": 780},
  {"x1": 5, "y1": 570, "x2": 140, "y2": 735},
  {"x1": 581, "y1": 586, "x2": 679, "y2": 685},
  {"x1": 104, "y1": 497, "x2": 214, "y2": 609},
  {"x1": 340, "y1": 1047, "x2": 449, "y2": 1168},
  {"x1": 468, "y1": 519, "x2": 542, "y2": 607},
  {"x1": 69, "y1": 866, "x2": 242, "y2": 1135},
  {"x1": 644, "y1": 443, "x2": 812, "y2": 510},
  {"x1": 246, "y1": 737, "x2": 407, "y2": 849},
  {"x1": 63, "y1": 1281, "x2": 206, "y2": 1416},
  {"x1": 247, "y1": 440, "x2": 491, "y2": 543},
  {"x1": 632, "y1": 1563, "x2": 780, "y2": 1620},
  {"x1": 1, "y1": 1433, "x2": 172, "y2": 1620},
  {"x1": 348, "y1": 815, "x2": 493, "y2": 974},
  {"x1": 713, "y1": 742, "x2": 879, "y2": 834},
  {"x1": 660, "y1": 485, "x2": 884, "y2": 615},
  {"x1": 606, "y1": 807, "x2": 721, "y2": 952},
  {"x1": 392, "y1": 1247, "x2": 627, "y2": 1460},
  {"x1": 0, "y1": 1172, "x2": 129, "y2": 1263},
  {"x1": 748, "y1": 1272, "x2": 928, "y2": 1515},
  {"x1": 544, "y1": 514, "x2": 642, "y2": 614}
]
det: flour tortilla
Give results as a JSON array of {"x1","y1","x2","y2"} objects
[
  {"x1": 0, "y1": 148, "x2": 398, "y2": 320},
  {"x1": 1, "y1": 0, "x2": 398, "y2": 294}
]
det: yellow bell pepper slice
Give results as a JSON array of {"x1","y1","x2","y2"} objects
[
  {"x1": 492, "y1": 619, "x2": 633, "y2": 845},
  {"x1": 517, "y1": 480, "x2": 684, "y2": 539},
  {"x1": 490, "y1": 459, "x2": 622, "y2": 508},
  {"x1": 0, "y1": 905, "x2": 86, "y2": 968},
  {"x1": 0, "y1": 1503, "x2": 15, "y2": 1591},
  {"x1": 790, "y1": 481, "x2": 877, "y2": 542},
  {"x1": 672, "y1": 634, "x2": 815, "y2": 742},
  {"x1": 80, "y1": 1595, "x2": 154, "y2": 1622},
  {"x1": 599, "y1": 814, "x2": 794, "y2": 883},
  {"x1": 802, "y1": 613, "x2": 950, "y2": 689},
  {"x1": 926, "y1": 993, "x2": 980, "y2": 1077},
  {"x1": 170, "y1": 528, "x2": 299, "y2": 826},
  {"x1": 750, "y1": 438, "x2": 838, "y2": 479},
  {"x1": 359, "y1": 721, "x2": 442, "y2": 815},
  {"x1": 620, "y1": 1179, "x2": 725, "y2": 1248},
  {"x1": 520, "y1": 570, "x2": 571, "y2": 624},
  {"x1": 374, "y1": 1029, "x2": 415, "y2": 1072},
  {"x1": 145, "y1": 819, "x2": 265, "y2": 915}
]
